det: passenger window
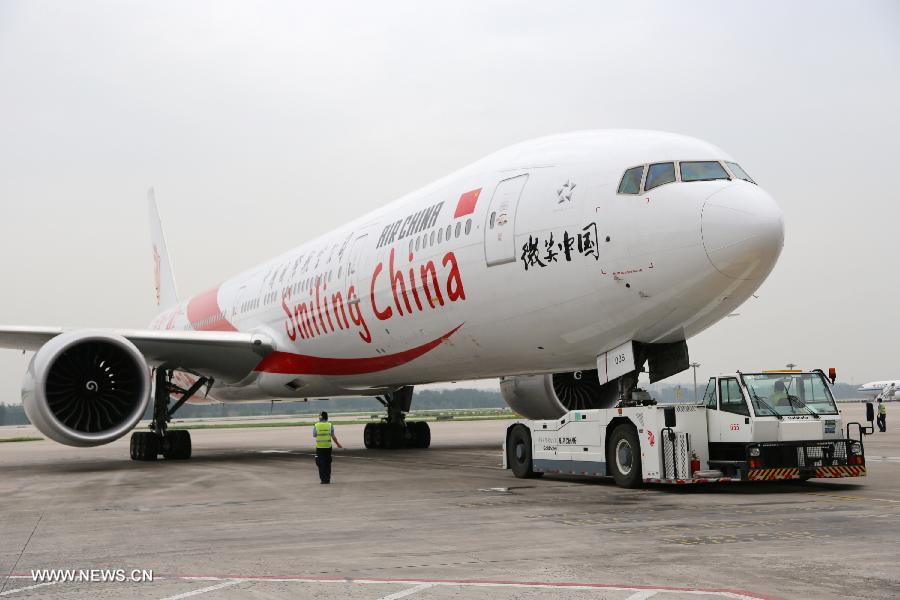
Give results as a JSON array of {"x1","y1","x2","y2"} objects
[
  {"x1": 645, "y1": 162, "x2": 675, "y2": 191},
  {"x1": 718, "y1": 378, "x2": 750, "y2": 416},
  {"x1": 455, "y1": 222, "x2": 461, "y2": 237},
  {"x1": 703, "y1": 379, "x2": 717, "y2": 408},
  {"x1": 680, "y1": 161, "x2": 729, "y2": 182},
  {"x1": 489, "y1": 211, "x2": 496, "y2": 229},
  {"x1": 618, "y1": 166, "x2": 644, "y2": 194},
  {"x1": 465, "y1": 219, "x2": 472, "y2": 235},
  {"x1": 725, "y1": 162, "x2": 755, "y2": 184}
]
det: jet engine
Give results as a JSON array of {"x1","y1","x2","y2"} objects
[
  {"x1": 500, "y1": 369, "x2": 618, "y2": 420},
  {"x1": 22, "y1": 331, "x2": 151, "y2": 447}
]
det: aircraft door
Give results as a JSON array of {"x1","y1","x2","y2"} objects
[{"x1": 484, "y1": 174, "x2": 529, "y2": 266}]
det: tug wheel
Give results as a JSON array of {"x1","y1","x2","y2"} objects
[
  {"x1": 507, "y1": 425, "x2": 541, "y2": 479},
  {"x1": 608, "y1": 424, "x2": 643, "y2": 488}
]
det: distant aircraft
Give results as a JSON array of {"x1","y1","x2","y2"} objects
[
  {"x1": 857, "y1": 381, "x2": 899, "y2": 399},
  {"x1": 0, "y1": 130, "x2": 783, "y2": 460}
]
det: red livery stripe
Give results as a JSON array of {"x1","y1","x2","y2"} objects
[
  {"x1": 186, "y1": 286, "x2": 239, "y2": 332},
  {"x1": 255, "y1": 324, "x2": 463, "y2": 376}
]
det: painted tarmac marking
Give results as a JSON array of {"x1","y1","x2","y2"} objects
[
  {"x1": 159, "y1": 579, "x2": 240, "y2": 599},
  {"x1": 0, "y1": 581, "x2": 58, "y2": 596},
  {"x1": 624, "y1": 591, "x2": 658, "y2": 600},
  {"x1": 0, "y1": 512, "x2": 43, "y2": 596},
  {"x1": 378, "y1": 582, "x2": 436, "y2": 599},
  {"x1": 162, "y1": 575, "x2": 778, "y2": 600},
  {"x1": 3, "y1": 574, "x2": 778, "y2": 600}
]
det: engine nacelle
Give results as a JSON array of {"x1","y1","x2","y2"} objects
[
  {"x1": 22, "y1": 331, "x2": 151, "y2": 447},
  {"x1": 500, "y1": 370, "x2": 616, "y2": 420}
]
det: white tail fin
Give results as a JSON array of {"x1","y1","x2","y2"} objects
[{"x1": 148, "y1": 188, "x2": 179, "y2": 310}]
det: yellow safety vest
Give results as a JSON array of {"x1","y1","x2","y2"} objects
[
  {"x1": 879, "y1": 404, "x2": 886, "y2": 416},
  {"x1": 315, "y1": 422, "x2": 333, "y2": 448}
]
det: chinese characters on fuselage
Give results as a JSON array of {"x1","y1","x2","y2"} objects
[{"x1": 521, "y1": 222, "x2": 600, "y2": 271}]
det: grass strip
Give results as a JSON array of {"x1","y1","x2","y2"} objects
[{"x1": 0, "y1": 437, "x2": 43, "y2": 443}]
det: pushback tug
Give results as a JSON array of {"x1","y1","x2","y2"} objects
[{"x1": 504, "y1": 369, "x2": 874, "y2": 487}]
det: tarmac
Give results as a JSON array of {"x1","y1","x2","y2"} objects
[{"x1": 0, "y1": 403, "x2": 898, "y2": 600}]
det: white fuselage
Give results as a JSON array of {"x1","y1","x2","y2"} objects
[
  {"x1": 858, "y1": 381, "x2": 899, "y2": 399},
  {"x1": 150, "y1": 130, "x2": 784, "y2": 401}
]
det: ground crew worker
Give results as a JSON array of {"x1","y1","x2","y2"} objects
[
  {"x1": 313, "y1": 411, "x2": 342, "y2": 484},
  {"x1": 876, "y1": 398, "x2": 887, "y2": 432},
  {"x1": 771, "y1": 380, "x2": 789, "y2": 407}
]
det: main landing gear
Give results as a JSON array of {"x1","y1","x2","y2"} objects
[
  {"x1": 130, "y1": 368, "x2": 212, "y2": 461},
  {"x1": 363, "y1": 386, "x2": 430, "y2": 450}
]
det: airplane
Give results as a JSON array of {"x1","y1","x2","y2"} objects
[
  {"x1": 0, "y1": 130, "x2": 784, "y2": 460},
  {"x1": 857, "y1": 381, "x2": 899, "y2": 399}
]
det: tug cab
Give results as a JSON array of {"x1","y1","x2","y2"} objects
[{"x1": 702, "y1": 370, "x2": 865, "y2": 480}]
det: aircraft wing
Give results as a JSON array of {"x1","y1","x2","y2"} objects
[{"x1": 0, "y1": 326, "x2": 274, "y2": 383}]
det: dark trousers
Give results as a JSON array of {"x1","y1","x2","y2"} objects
[
  {"x1": 877, "y1": 414, "x2": 886, "y2": 432},
  {"x1": 316, "y1": 447, "x2": 332, "y2": 483}
]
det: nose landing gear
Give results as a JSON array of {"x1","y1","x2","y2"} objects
[{"x1": 363, "y1": 386, "x2": 431, "y2": 449}]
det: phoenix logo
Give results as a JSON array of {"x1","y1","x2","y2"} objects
[
  {"x1": 557, "y1": 179, "x2": 576, "y2": 203},
  {"x1": 152, "y1": 244, "x2": 161, "y2": 305}
]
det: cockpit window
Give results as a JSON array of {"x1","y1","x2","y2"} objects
[
  {"x1": 680, "y1": 161, "x2": 729, "y2": 182},
  {"x1": 618, "y1": 166, "x2": 644, "y2": 194},
  {"x1": 726, "y1": 162, "x2": 755, "y2": 184},
  {"x1": 645, "y1": 162, "x2": 675, "y2": 191}
]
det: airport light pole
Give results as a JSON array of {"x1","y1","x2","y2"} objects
[{"x1": 690, "y1": 362, "x2": 701, "y2": 403}]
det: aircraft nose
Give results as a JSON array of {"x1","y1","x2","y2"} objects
[{"x1": 701, "y1": 184, "x2": 784, "y2": 280}]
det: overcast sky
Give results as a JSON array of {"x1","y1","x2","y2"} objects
[{"x1": 1, "y1": 1, "x2": 898, "y2": 405}]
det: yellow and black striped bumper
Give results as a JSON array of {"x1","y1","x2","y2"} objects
[
  {"x1": 747, "y1": 465, "x2": 866, "y2": 481},
  {"x1": 748, "y1": 467, "x2": 800, "y2": 480},
  {"x1": 812, "y1": 465, "x2": 866, "y2": 478}
]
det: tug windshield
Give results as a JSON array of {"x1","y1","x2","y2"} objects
[{"x1": 742, "y1": 372, "x2": 839, "y2": 416}]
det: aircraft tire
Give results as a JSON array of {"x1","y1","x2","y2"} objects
[
  {"x1": 163, "y1": 430, "x2": 192, "y2": 460},
  {"x1": 130, "y1": 431, "x2": 159, "y2": 461},
  {"x1": 384, "y1": 424, "x2": 402, "y2": 449},
  {"x1": 363, "y1": 423, "x2": 375, "y2": 449},
  {"x1": 415, "y1": 421, "x2": 431, "y2": 449},
  {"x1": 404, "y1": 422, "x2": 417, "y2": 448},
  {"x1": 372, "y1": 423, "x2": 385, "y2": 449}
]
